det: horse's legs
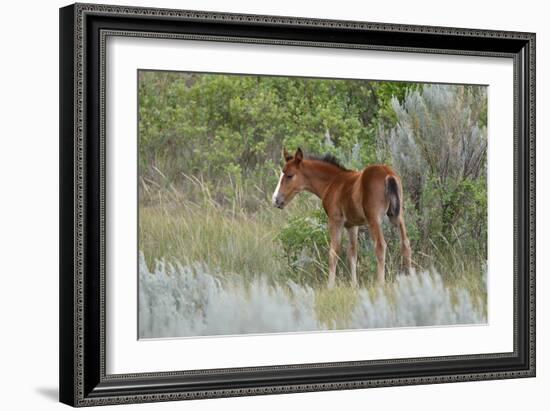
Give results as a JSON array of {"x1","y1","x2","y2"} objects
[
  {"x1": 346, "y1": 226, "x2": 359, "y2": 287},
  {"x1": 390, "y1": 215, "x2": 412, "y2": 274},
  {"x1": 327, "y1": 219, "x2": 343, "y2": 289},
  {"x1": 397, "y1": 216, "x2": 412, "y2": 274},
  {"x1": 367, "y1": 216, "x2": 386, "y2": 285}
]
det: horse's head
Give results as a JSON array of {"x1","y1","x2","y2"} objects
[{"x1": 272, "y1": 148, "x2": 306, "y2": 209}]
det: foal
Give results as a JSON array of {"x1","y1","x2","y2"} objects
[{"x1": 272, "y1": 148, "x2": 412, "y2": 288}]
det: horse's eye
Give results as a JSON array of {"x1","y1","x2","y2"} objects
[{"x1": 286, "y1": 174, "x2": 293, "y2": 179}]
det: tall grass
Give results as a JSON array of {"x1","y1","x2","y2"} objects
[
  {"x1": 140, "y1": 169, "x2": 330, "y2": 285},
  {"x1": 141, "y1": 171, "x2": 285, "y2": 281}
]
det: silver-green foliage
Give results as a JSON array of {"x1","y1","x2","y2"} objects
[
  {"x1": 383, "y1": 85, "x2": 488, "y2": 265},
  {"x1": 139, "y1": 255, "x2": 485, "y2": 338},
  {"x1": 388, "y1": 84, "x2": 487, "y2": 196}
]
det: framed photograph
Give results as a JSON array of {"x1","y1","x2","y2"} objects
[{"x1": 59, "y1": 3, "x2": 535, "y2": 407}]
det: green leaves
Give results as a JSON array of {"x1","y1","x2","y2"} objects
[
  {"x1": 275, "y1": 208, "x2": 330, "y2": 284},
  {"x1": 139, "y1": 72, "x2": 394, "y2": 185}
]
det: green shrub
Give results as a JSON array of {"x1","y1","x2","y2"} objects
[{"x1": 276, "y1": 208, "x2": 329, "y2": 283}]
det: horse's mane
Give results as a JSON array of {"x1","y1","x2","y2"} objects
[{"x1": 306, "y1": 153, "x2": 350, "y2": 171}]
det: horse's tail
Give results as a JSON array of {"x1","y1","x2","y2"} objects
[{"x1": 385, "y1": 175, "x2": 401, "y2": 220}]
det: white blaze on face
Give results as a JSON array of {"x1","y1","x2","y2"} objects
[{"x1": 272, "y1": 172, "x2": 284, "y2": 206}]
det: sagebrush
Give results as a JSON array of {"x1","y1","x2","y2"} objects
[{"x1": 139, "y1": 255, "x2": 485, "y2": 338}]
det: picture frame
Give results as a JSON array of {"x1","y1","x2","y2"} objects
[{"x1": 59, "y1": 2, "x2": 535, "y2": 407}]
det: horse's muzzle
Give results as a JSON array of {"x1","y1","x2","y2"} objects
[{"x1": 273, "y1": 198, "x2": 285, "y2": 209}]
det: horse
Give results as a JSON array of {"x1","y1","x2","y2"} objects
[{"x1": 272, "y1": 147, "x2": 412, "y2": 288}]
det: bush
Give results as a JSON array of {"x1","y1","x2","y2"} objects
[
  {"x1": 138, "y1": 72, "x2": 415, "y2": 196},
  {"x1": 276, "y1": 208, "x2": 329, "y2": 283},
  {"x1": 381, "y1": 84, "x2": 488, "y2": 269}
]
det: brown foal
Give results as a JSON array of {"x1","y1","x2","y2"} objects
[{"x1": 272, "y1": 148, "x2": 412, "y2": 288}]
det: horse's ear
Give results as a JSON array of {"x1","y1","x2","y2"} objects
[
  {"x1": 295, "y1": 148, "x2": 303, "y2": 164},
  {"x1": 282, "y1": 147, "x2": 293, "y2": 162}
]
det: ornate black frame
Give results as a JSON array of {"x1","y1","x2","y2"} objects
[{"x1": 59, "y1": 3, "x2": 536, "y2": 407}]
